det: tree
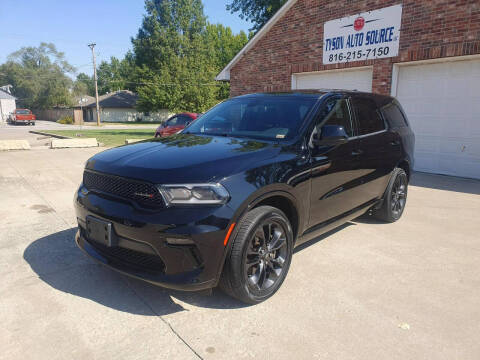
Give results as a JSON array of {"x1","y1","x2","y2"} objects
[
  {"x1": 226, "y1": 0, "x2": 287, "y2": 32},
  {"x1": 97, "y1": 54, "x2": 136, "y2": 94},
  {"x1": 74, "y1": 73, "x2": 95, "y2": 96},
  {"x1": 0, "y1": 42, "x2": 76, "y2": 109},
  {"x1": 204, "y1": 23, "x2": 249, "y2": 99},
  {"x1": 132, "y1": 0, "x2": 221, "y2": 113},
  {"x1": 132, "y1": 0, "x2": 250, "y2": 113}
]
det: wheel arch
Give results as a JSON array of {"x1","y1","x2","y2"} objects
[
  {"x1": 397, "y1": 159, "x2": 411, "y2": 181},
  {"x1": 214, "y1": 189, "x2": 302, "y2": 285}
]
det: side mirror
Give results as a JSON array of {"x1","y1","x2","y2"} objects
[{"x1": 313, "y1": 125, "x2": 348, "y2": 146}]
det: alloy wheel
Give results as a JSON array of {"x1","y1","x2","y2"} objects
[
  {"x1": 391, "y1": 173, "x2": 407, "y2": 217},
  {"x1": 244, "y1": 220, "x2": 288, "y2": 292}
]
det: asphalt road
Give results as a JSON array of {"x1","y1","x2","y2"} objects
[{"x1": 1, "y1": 147, "x2": 479, "y2": 360}]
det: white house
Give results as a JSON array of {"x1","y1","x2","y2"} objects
[
  {"x1": 0, "y1": 88, "x2": 16, "y2": 123},
  {"x1": 81, "y1": 90, "x2": 171, "y2": 123}
]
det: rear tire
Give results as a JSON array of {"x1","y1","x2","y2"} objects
[
  {"x1": 373, "y1": 168, "x2": 408, "y2": 223},
  {"x1": 220, "y1": 206, "x2": 293, "y2": 304}
]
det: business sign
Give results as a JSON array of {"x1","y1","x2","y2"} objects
[{"x1": 323, "y1": 4, "x2": 403, "y2": 65}]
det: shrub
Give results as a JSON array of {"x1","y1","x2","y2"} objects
[{"x1": 57, "y1": 115, "x2": 73, "y2": 124}]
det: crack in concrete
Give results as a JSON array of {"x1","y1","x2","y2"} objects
[{"x1": 124, "y1": 280, "x2": 204, "y2": 360}]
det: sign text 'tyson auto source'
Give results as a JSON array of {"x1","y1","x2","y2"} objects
[{"x1": 323, "y1": 4, "x2": 403, "y2": 65}]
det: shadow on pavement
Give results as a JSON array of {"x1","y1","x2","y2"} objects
[
  {"x1": 23, "y1": 228, "x2": 248, "y2": 316},
  {"x1": 410, "y1": 172, "x2": 480, "y2": 195},
  {"x1": 294, "y1": 222, "x2": 355, "y2": 253}
]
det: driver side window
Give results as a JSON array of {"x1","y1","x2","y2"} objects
[
  {"x1": 319, "y1": 98, "x2": 354, "y2": 137},
  {"x1": 167, "y1": 116, "x2": 178, "y2": 126}
]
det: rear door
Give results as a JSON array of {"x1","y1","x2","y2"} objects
[
  {"x1": 308, "y1": 95, "x2": 365, "y2": 227},
  {"x1": 351, "y1": 96, "x2": 397, "y2": 203}
]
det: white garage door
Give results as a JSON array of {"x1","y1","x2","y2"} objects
[
  {"x1": 395, "y1": 58, "x2": 480, "y2": 179},
  {"x1": 292, "y1": 67, "x2": 372, "y2": 92}
]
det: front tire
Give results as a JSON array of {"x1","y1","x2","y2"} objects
[
  {"x1": 373, "y1": 168, "x2": 408, "y2": 222},
  {"x1": 220, "y1": 206, "x2": 293, "y2": 304}
]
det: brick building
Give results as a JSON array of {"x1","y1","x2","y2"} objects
[{"x1": 217, "y1": 0, "x2": 480, "y2": 179}]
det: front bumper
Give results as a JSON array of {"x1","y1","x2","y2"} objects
[{"x1": 74, "y1": 184, "x2": 235, "y2": 291}]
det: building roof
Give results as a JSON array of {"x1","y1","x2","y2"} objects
[
  {"x1": 0, "y1": 88, "x2": 16, "y2": 100},
  {"x1": 86, "y1": 90, "x2": 138, "y2": 109},
  {"x1": 74, "y1": 95, "x2": 96, "y2": 107},
  {"x1": 216, "y1": 0, "x2": 299, "y2": 81}
]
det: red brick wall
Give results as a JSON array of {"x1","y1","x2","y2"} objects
[{"x1": 230, "y1": 0, "x2": 480, "y2": 96}]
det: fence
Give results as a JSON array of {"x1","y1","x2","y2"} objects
[{"x1": 32, "y1": 109, "x2": 74, "y2": 122}]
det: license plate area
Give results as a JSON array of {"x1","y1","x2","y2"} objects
[{"x1": 86, "y1": 216, "x2": 114, "y2": 247}]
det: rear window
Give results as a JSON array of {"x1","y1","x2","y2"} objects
[
  {"x1": 16, "y1": 110, "x2": 31, "y2": 115},
  {"x1": 382, "y1": 102, "x2": 408, "y2": 128},
  {"x1": 352, "y1": 97, "x2": 385, "y2": 135}
]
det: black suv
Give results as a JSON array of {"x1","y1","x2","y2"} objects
[{"x1": 75, "y1": 91, "x2": 414, "y2": 304}]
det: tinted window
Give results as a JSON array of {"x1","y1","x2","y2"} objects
[
  {"x1": 353, "y1": 97, "x2": 385, "y2": 135},
  {"x1": 186, "y1": 96, "x2": 317, "y2": 140},
  {"x1": 318, "y1": 98, "x2": 354, "y2": 137},
  {"x1": 382, "y1": 103, "x2": 407, "y2": 128},
  {"x1": 177, "y1": 115, "x2": 193, "y2": 125}
]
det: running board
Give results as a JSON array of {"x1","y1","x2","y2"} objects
[{"x1": 296, "y1": 199, "x2": 380, "y2": 246}]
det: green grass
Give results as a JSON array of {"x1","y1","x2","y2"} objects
[
  {"x1": 47, "y1": 129, "x2": 155, "y2": 147},
  {"x1": 83, "y1": 121, "x2": 163, "y2": 126}
]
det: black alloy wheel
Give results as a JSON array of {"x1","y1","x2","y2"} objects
[
  {"x1": 220, "y1": 206, "x2": 293, "y2": 304},
  {"x1": 244, "y1": 219, "x2": 288, "y2": 292},
  {"x1": 390, "y1": 172, "x2": 407, "y2": 218},
  {"x1": 373, "y1": 167, "x2": 408, "y2": 222}
]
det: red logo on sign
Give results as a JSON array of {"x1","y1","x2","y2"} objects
[{"x1": 354, "y1": 17, "x2": 365, "y2": 31}]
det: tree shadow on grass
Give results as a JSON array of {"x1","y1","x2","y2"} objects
[{"x1": 23, "y1": 228, "x2": 247, "y2": 316}]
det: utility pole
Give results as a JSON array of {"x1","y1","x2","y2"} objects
[{"x1": 88, "y1": 43, "x2": 101, "y2": 126}]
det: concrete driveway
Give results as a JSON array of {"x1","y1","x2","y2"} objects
[{"x1": 1, "y1": 148, "x2": 479, "y2": 360}]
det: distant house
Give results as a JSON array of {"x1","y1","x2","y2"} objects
[
  {"x1": 0, "y1": 87, "x2": 16, "y2": 123},
  {"x1": 78, "y1": 90, "x2": 170, "y2": 123}
]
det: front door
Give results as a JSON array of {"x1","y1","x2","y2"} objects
[{"x1": 308, "y1": 96, "x2": 365, "y2": 227}]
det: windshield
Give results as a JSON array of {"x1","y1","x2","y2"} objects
[
  {"x1": 185, "y1": 96, "x2": 317, "y2": 140},
  {"x1": 16, "y1": 110, "x2": 31, "y2": 115}
]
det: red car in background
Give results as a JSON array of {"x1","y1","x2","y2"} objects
[
  {"x1": 154, "y1": 113, "x2": 199, "y2": 138},
  {"x1": 9, "y1": 109, "x2": 36, "y2": 125}
]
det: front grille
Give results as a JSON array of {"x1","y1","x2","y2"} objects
[
  {"x1": 83, "y1": 170, "x2": 164, "y2": 208},
  {"x1": 85, "y1": 236, "x2": 165, "y2": 273}
]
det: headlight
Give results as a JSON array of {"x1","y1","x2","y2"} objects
[{"x1": 157, "y1": 183, "x2": 230, "y2": 206}]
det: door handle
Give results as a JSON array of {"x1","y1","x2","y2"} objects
[
  {"x1": 351, "y1": 149, "x2": 363, "y2": 156},
  {"x1": 390, "y1": 140, "x2": 401, "y2": 146}
]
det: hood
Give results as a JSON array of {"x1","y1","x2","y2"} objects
[{"x1": 86, "y1": 134, "x2": 280, "y2": 184}]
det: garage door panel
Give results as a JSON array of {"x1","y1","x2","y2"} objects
[
  {"x1": 396, "y1": 81, "x2": 418, "y2": 97},
  {"x1": 415, "y1": 136, "x2": 439, "y2": 153},
  {"x1": 396, "y1": 58, "x2": 480, "y2": 179},
  {"x1": 458, "y1": 160, "x2": 480, "y2": 179},
  {"x1": 409, "y1": 115, "x2": 441, "y2": 136},
  {"x1": 293, "y1": 68, "x2": 372, "y2": 92},
  {"x1": 465, "y1": 137, "x2": 480, "y2": 156}
]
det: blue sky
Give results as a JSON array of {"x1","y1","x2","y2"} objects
[{"x1": 0, "y1": 0, "x2": 252, "y2": 76}]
